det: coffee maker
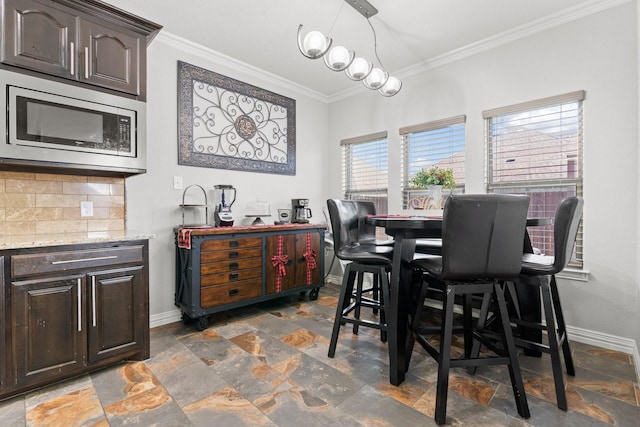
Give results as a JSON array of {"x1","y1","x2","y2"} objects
[
  {"x1": 214, "y1": 185, "x2": 236, "y2": 226},
  {"x1": 292, "y1": 198, "x2": 312, "y2": 223}
]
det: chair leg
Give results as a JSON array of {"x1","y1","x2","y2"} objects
[
  {"x1": 541, "y1": 280, "x2": 568, "y2": 411},
  {"x1": 328, "y1": 264, "x2": 356, "y2": 358},
  {"x1": 353, "y1": 271, "x2": 364, "y2": 334},
  {"x1": 373, "y1": 273, "x2": 380, "y2": 315},
  {"x1": 550, "y1": 275, "x2": 575, "y2": 376},
  {"x1": 494, "y1": 282, "x2": 530, "y2": 419},
  {"x1": 434, "y1": 284, "x2": 456, "y2": 425},
  {"x1": 379, "y1": 268, "x2": 389, "y2": 343}
]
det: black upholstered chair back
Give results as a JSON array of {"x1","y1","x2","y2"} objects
[
  {"x1": 440, "y1": 194, "x2": 530, "y2": 280},
  {"x1": 327, "y1": 199, "x2": 358, "y2": 255},
  {"x1": 356, "y1": 201, "x2": 378, "y2": 244},
  {"x1": 551, "y1": 197, "x2": 584, "y2": 273}
]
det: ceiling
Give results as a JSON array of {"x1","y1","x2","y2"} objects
[{"x1": 103, "y1": 0, "x2": 596, "y2": 98}]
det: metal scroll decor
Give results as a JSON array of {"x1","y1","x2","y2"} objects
[{"x1": 178, "y1": 61, "x2": 296, "y2": 175}]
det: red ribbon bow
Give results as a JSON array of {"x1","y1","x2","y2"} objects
[{"x1": 271, "y1": 254, "x2": 289, "y2": 277}]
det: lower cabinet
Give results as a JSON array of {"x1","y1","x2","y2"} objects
[
  {"x1": 176, "y1": 224, "x2": 325, "y2": 330},
  {"x1": 1, "y1": 240, "x2": 149, "y2": 400}
]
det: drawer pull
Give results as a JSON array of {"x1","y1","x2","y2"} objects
[
  {"x1": 229, "y1": 251, "x2": 238, "y2": 259},
  {"x1": 229, "y1": 289, "x2": 239, "y2": 297},
  {"x1": 229, "y1": 273, "x2": 239, "y2": 280},
  {"x1": 52, "y1": 255, "x2": 118, "y2": 265},
  {"x1": 92, "y1": 276, "x2": 97, "y2": 327},
  {"x1": 229, "y1": 262, "x2": 239, "y2": 270},
  {"x1": 229, "y1": 241, "x2": 239, "y2": 248},
  {"x1": 77, "y1": 278, "x2": 82, "y2": 332}
]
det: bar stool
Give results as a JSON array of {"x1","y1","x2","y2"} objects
[
  {"x1": 509, "y1": 196, "x2": 584, "y2": 410},
  {"x1": 409, "y1": 194, "x2": 531, "y2": 425},
  {"x1": 326, "y1": 199, "x2": 393, "y2": 358}
]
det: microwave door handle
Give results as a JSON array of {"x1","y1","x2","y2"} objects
[
  {"x1": 84, "y1": 47, "x2": 89, "y2": 78},
  {"x1": 70, "y1": 42, "x2": 75, "y2": 76}
]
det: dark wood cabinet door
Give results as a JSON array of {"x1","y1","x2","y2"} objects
[
  {"x1": 1, "y1": 0, "x2": 77, "y2": 78},
  {"x1": 11, "y1": 274, "x2": 86, "y2": 388},
  {"x1": 80, "y1": 19, "x2": 140, "y2": 95},
  {"x1": 293, "y1": 231, "x2": 322, "y2": 289},
  {"x1": 87, "y1": 266, "x2": 145, "y2": 363},
  {"x1": 265, "y1": 234, "x2": 295, "y2": 293}
]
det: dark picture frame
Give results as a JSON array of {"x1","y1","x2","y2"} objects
[{"x1": 177, "y1": 61, "x2": 296, "y2": 175}]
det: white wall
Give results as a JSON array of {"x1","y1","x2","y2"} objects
[
  {"x1": 126, "y1": 36, "x2": 329, "y2": 323},
  {"x1": 328, "y1": 2, "x2": 640, "y2": 352}
]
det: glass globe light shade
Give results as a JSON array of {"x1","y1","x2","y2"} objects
[
  {"x1": 378, "y1": 76, "x2": 402, "y2": 97},
  {"x1": 363, "y1": 67, "x2": 389, "y2": 90},
  {"x1": 297, "y1": 25, "x2": 331, "y2": 59},
  {"x1": 323, "y1": 45, "x2": 354, "y2": 71},
  {"x1": 345, "y1": 57, "x2": 372, "y2": 81}
]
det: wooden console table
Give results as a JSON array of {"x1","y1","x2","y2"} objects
[{"x1": 175, "y1": 224, "x2": 325, "y2": 330}]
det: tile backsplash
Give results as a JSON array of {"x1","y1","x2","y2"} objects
[{"x1": 0, "y1": 171, "x2": 125, "y2": 235}]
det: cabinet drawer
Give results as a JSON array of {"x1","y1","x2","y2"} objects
[
  {"x1": 201, "y1": 279, "x2": 262, "y2": 308},
  {"x1": 201, "y1": 247, "x2": 262, "y2": 263},
  {"x1": 201, "y1": 237, "x2": 262, "y2": 251},
  {"x1": 201, "y1": 267, "x2": 262, "y2": 287},
  {"x1": 11, "y1": 246, "x2": 144, "y2": 278},
  {"x1": 201, "y1": 257, "x2": 262, "y2": 275}
]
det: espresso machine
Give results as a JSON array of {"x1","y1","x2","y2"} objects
[
  {"x1": 214, "y1": 185, "x2": 236, "y2": 226},
  {"x1": 292, "y1": 198, "x2": 312, "y2": 223}
]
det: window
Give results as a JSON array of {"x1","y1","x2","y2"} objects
[
  {"x1": 484, "y1": 91, "x2": 584, "y2": 267},
  {"x1": 400, "y1": 116, "x2": 466, "y2": 209},
  {"x1": 341, "y1": 131, "x2": 388, "y2": 215}
]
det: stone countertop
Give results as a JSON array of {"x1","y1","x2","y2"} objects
[{"x1": 0, "y1": 230, "x2": 154, "y2": 250}]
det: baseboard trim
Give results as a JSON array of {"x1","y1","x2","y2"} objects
[
  {"x1": 150, "y1": 308, "x2": 182, "y2": 329},
  {"x1": 567, "y1": 325, "x2": 640, "y2": 382}
]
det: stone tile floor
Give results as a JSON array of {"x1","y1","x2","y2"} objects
[{"x1": 1, "y1": 282, "x2": 639, "y2": 426}]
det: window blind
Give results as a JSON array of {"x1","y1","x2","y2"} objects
[
  {"x1": 485, "y1": 92, "x2": 584, "y2": 267},
  {"x1": 341, "y1": 132, "x2": 388, "y2": 214}
]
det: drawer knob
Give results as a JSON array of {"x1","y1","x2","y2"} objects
[
  {"x1": 229, "y1": 288, "x2": 239, "y2": 297},
  {"x1": 229, "y1": 273, "x2": 239, "y2": 280},
  {"x1": 229, "y1": 251, "x2": 238, "y2": 258},
  {"x1": 229, "y1": 241, "x2": 239, "y2": 248},
  {"x1": 229, "y1": 262, "x2": 239, "y2": 270}
]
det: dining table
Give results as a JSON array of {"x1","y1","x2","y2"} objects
[{"x1": 365, "y1": 214, "x2": 551, "y2": 386}]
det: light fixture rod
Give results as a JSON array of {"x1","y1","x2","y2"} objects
[{"x1": 344, "y1": 0, "x2": 378, "y2": 18}]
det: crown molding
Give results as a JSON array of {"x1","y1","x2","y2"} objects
[
  {"x1": 328, "y1": 0, "x2": 632, "y2": 103},
  {"x1": 155, "y1": 31, "x2": 330, "y2": 103}
]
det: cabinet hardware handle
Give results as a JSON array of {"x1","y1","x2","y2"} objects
[
  {"x1": 92, "y1": 276, "x2": 97, "y2": 327},
  {"x1": 229, "y1": 273, "x2": 239, "y2": 280},
  {"x1": 229, "y1": 262, "x2": 238, "y2": 270},
  {"x1": 52, "y1": 255, "x2": 117, "y2": 265},
  {"x1": 229, "y1": 241, "x2": 239, "y2": 248},
  {"x1": 77, "y1": 278, "x2": 82, "y2": 332},
  {"x1": 229, "y1": 251, "x2": 238, "y2": 259},
  {"x1": 84, "y1": 46, "x2": 89, "y2": 78},
  {"x1": 229, "y1": 289, "x2": 239, "y2": 297},
  {"x1": 70, "y1": 42, "x2": 75, "y2": 75}
]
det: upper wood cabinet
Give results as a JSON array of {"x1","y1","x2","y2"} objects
[{"x1": 1, "y1": 0, "x2": 161, "y2": 99}]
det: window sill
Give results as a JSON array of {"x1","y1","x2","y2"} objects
[{"x1": 557, "y1": 267, "x2": 590, "y2": 282}]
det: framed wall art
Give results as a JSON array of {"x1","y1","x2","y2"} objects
[{"x1": 177, "y1": 61, "x2": 296, "y2": 175}]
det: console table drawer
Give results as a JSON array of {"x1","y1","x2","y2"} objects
[
  {"x1": 201, "y1": 247, "x2": 262, "y2": 263},
  {"x1": 201, "y1": 279, "x2": 262, "y2": 308},
  {"x1": 201, "y1": 237, "x2": 262, "y2": 251},
  {"x1": 200, "y1": 257, "x2": 262, "y2": 275},
  {"x1": 201, "y1": 267, "x2": 262, "y2": 287}
]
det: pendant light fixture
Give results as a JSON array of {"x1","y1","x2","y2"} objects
[{"x1": 297, "y1": 0, "x2": 402, "y2": 97}]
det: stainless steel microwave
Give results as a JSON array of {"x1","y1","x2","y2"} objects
[{"x1": 1, "y1": 69, "x2": 146, "y2": 174}]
